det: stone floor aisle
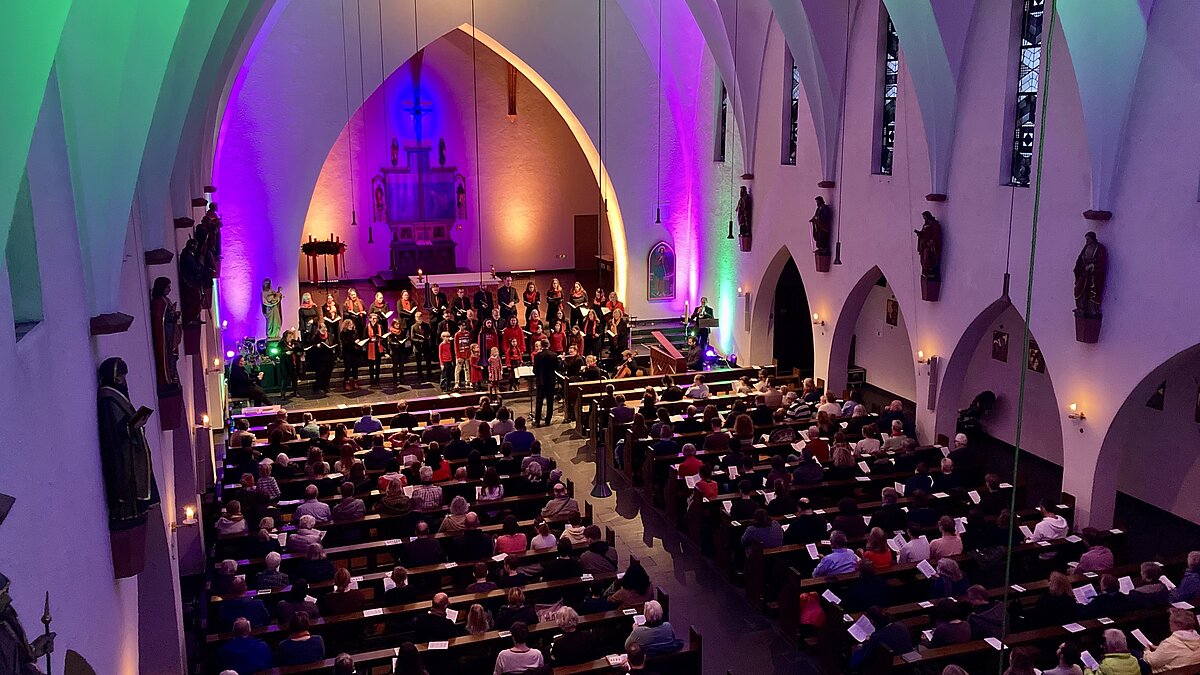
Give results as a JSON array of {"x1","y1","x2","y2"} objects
[{"x1": 525, "y1": 411, "x2": 819, "y2": 675}]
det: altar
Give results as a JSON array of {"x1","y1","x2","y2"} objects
[{"x1": 408, "y1": 272, "x2": 500, "y2": 291}]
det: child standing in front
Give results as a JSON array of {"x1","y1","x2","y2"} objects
[
  {"x1": 487, "y1": 347, "x2": 503, "y2": 396},
  {"x1": 438, "y1": 331, "x2": 454, "y2": 392}
]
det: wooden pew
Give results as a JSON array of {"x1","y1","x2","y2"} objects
[
  {"x1": 775, "y1": 534, "x2": 1106, "y2": 645},
  {"x1": 563, "y1": 365, "x2": 764, "y2": 426}
]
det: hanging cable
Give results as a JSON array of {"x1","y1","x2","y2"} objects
[
  {"x1": 374, "y1": 0, "x2": 390, "y2": 245},
  {"x1": 999, "y1": 0, "x2": 1058, "y2": 646},
  {"x1": 471, "y1": 1, "x2": 484, "y2": 286},
  {"x1": 597, "y1": 0, "x2": 605, "y2": 278},
  {"x1": 655, "y1": 0, "x2": 662, "y2": 225},
  {"x1": 727, "y1": 0, "x2": 739, "y2": 241},
  {"x1": 832, "y1": 0, "x2": 852, "y2": 265},
  {"x1": 354, "y1": 1, "x2": 367, "y2": 233},
  {"x1": 338, "y1": 0, "x2": 359, "y2": 282}
]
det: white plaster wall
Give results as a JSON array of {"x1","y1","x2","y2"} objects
[
  {"x1": 702, "y1": 0, "x2": 1200, "y2": 525},
  {"x1": 300, "y1": 29, "x2": 599, "y2": 280},
  {"x1": 0, "y1": 73, "x2": 142, "y2": 675},
  {"x1": 851, "y1": 282, "x2": 917, "y2": 402},
  {"x1": 956, "y1": 304, "x2": 1064, "y2": 465}
]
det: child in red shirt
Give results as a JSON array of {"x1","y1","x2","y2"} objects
[
  {"x1": 469, "y1": 344, "x2": 484, "y2": 389},
  {"x1": 453, "y1": 326, "x2": 473, "y2": 390},
  {"x1": 438, "y1": 332, "x2": 454, "y2": 392}
]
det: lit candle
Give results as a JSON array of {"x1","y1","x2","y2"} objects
[{"x1": 184, "y1": 506, "x2": 195, "y2": 523}]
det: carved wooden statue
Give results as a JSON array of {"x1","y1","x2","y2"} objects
[
  {"x1": 149, "y1": 277, "x2": 182, "y2": 398},
  {"x1": 1073, "y1": 231, "x2": 1108, "y2": 342},
  {"x1": 915, "y1": 211, "x2": 943, "y2": 301},
  {"x1": 810, "y1": 196, "x2": 832, "y2": 254},
  {"x1": 736, "y1": 186, "x2": 753, "y2": 252},
  {"x1": 97, "y1": 357, "x2": 159, "y2": 578}
]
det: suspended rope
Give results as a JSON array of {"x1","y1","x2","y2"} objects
[
  {"x1": 597, "y1": 0, "x2": 606, "y2": 274},
  {"x1": 726, "y1": 0, "x2": 738, "y2": 240},
  {"x1": 655, "y1": 0, "x2": 662, "y2": 225},
  {"x1": 353, "y1": 1, "x2": 367, "y2": 233},
  {"x1": 471, "y1": 1, "x2": 484, "y2": 286},
  {"x1": 340, "y1": 2, "x2": 357, "y2": 242},
  {"x1": 832, "y1": 0, "x2": 852, "y2": 265},
  {"x1": 999, "y1": 0, "x2": 1058, "y2": 646},
  {"x1": 373, "y1": 0, "x2": 390, "y2": 245},
  {"x1": 835, "y1": 0, "x2": 854, "y2": 263}
]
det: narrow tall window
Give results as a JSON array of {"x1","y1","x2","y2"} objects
[
  {"x1": 876, "y1": 17, "x2": 899, "y2": 175},
  {"x1": 714, "y1": 79, "x2": 729, "y2": 162},
  {"x1": 7, "y1": 170, "x2": 44, "y2": 339},
  {"x1": 782, "y1": 48, "x2": 800, "y2": 165},
  {"x1": 1009, "y1": 0, "x2": 1045, "y2": 186}
]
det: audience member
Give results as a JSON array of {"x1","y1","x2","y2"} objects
[
  {"x1": 624, "y1": 600, "x2": 683, "y2": 656},
  {"x1": 277, "y1": 611, "x2": 325, "y2": 666},
  {"x1": 218, "y1": 617, "x2": 272, "y2": 674},
  {"x1": 493, "y1": 622, "x2": 545, "y2": 674},
  {"x1": 1144, "y1": 607, "x2": 1200, "y2": 672}
]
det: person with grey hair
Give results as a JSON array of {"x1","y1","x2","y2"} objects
[
  {"x1": 297, "y1": 542, "x2": 335, "y2": 582},
  {"x1": 410, "y1": 466, "x2": 443, "y2": 510},
  {"x1": 288, "y1": 514, "x2": 324, "y2": 553},
  {"x1": 438, "y1": 495, "x2": 471, "y2": 534},
  {"x1": 294, "y1": 484, "x2": 331, "y2": 523},
  {"x1": 1170, "y1": 550, "x2": 1200, "y2": 604},
  {"x1": 882, "y1": 419, "x2": 907, "y2": 452},
  {"x1": 812, "y1": 531, "x2": 859, "y2": 577},
  {"x1": 624, "y1": 600, "x2": 683, "y2": 656},
  {"x1": 1144, "y1": 607, "x2": 1200, "y2": 671},
  {"x1": 550, "y1": 606, "x2": 601, "y2": 666},
  {"x1": 1089, "y1": 628, "x2": 1141, "y2": 674},
  {"x1": 217, "y1": 616, "x2": 273, "y2": 673},
  {"x1": 214, "y1": 558, "x2": 240, "y2": 595},
  {"x1": 217, "y1": 577, "x2": 271, "y2": 629},
  {"x1": 331, "y1": 652, "x2": 356, "y2": 675},
  {"x1": 255, "y1": 551, "x2": 290, "y2": 589}
]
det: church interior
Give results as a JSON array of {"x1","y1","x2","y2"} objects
[{"x1": 4, "y1": 1, "x2": 1200, "y2": 673}]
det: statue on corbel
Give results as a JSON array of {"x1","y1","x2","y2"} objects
[
  {"x1": 810, "y1": 196, "x2": 832, "y2": 272},
  {"x1": 915, "y1": 211, "x2": 943, "y2": 301},
  {"x1": 736, "y1": 186, "x2": 753, "y2": 252},
  {"x1": 1073, "y1": 231, "x2": 1107, "y2": 343}
]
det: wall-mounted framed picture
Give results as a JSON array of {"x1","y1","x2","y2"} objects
[
  {"x1": 648, "y1": 241, "x2": 676, "y2": 301},
  {"x1": 885, "y1": 297, "x2": 898, "y2": 326},
  {"x1": 1027, "y1": 338, "x2": 1045, "y2": 373},
  {"x1": 991, "y1": 330, "x2": 1009, "y2": 362}
]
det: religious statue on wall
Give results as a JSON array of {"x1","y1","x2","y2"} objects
[
  {"x1": 1073, "y1": 230, "x2": 1107, "y2": 342},
  {"x1": 260, "y1": 278, "x2": 283, "y2": 340},
  {"x1": 96, "y1": 357, "x2": 159, "y2": 579},
  {"x1": 648, "y1": 242, "x2": 676, "y2": 301},
  {"x1": 177, "y1": 239, "x2": 205, "y2": 327},
  {"x1": 390, "y1": 137, "x2": 400, "y2": 167},
  {"x1": 438, "y1": 138, "x2": 447, "y2": 167},
  {"x1": 455, "y1": 174, "x2": 468, "y2": 222},
  {"x1": 810, "y1": 196, "x2": 833, "y2": 272},
  {"x1": 149, "y1": 277, "x2": 182, "y2": 400},
  {"x1": 915, "y1": 211, "x2": 943, "y2": 301},
  {"x1": 736, "y1": 186, "x2": 753, "y2": 252}
]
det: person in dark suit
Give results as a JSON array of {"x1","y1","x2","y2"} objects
[
  {"x1": 382, "y1": 567, "x2": 419, "y2": 606},
  {"x1": 403, "y1": 521, "x2": 446, "y2": 567},
  {"x1": 412, "y1": 593, "x2": 464, "y2": 642},
  {"x1": 688, "y1": 297, "x2": 715, "y2": 349},
  {"x1": 684, "y1": 335, "x2": 704, "y2": 371},
  {"x1": 217, "y1": 578, "x2": 271, "y2": 630},
  {"x1": 533, "y1": 339, "x2": 558, "y2": 426},
  {"x1": 453, "y1": 513, "x2": 495, "y2": 561}
]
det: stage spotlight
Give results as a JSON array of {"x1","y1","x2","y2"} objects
[{"x1": 225, "y1": 350, "x2": 235, "y2": 359}]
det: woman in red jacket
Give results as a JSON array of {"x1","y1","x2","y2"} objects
[
  {"x1": 501, "y1": 316, "x2": 526, "y2": 355},
  {"x1": 548, "y1": 320, "x2": 567, "y2": 354}
]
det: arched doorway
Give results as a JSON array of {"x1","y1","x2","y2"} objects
[
  {"x1": 771, "y1": 257, "x2": 814, "y2": 376},
  {"x1": 1093, "y1": 344, "x2": 1200, "y2": 536},
  {"x1": 827, "y1": 267, "x2": 916, "y2": 407},
  {"x1": 936, "y1": 299, "x2": 1064, "y2": 501}
]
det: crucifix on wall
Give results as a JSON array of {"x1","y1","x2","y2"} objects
[{"x1": 403, "y1": 49, "x2": 434, "y2": 142}]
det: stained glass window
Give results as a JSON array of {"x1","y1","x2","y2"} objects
[
  {"x1": 877, "y1": 17, "x2": 899, "y2": 175},
  {"x1": 1009, "y1": 0, "x2": 1045, "y2": 186},
  {"x1": 783, "y1": 48, "x2": 799, "y2": 165}
]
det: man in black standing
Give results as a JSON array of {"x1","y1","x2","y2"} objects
[{"x1": 533, "y1": 339, "x2": 558, "y2": 427}]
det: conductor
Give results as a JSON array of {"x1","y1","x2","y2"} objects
[{"x1": 533, "y1": 339, "x2": 559, "y2": 427}]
